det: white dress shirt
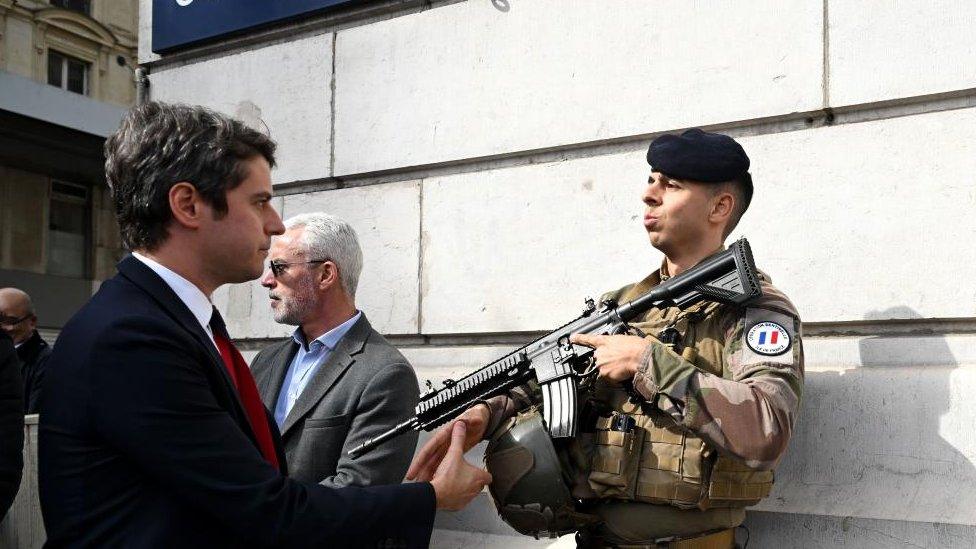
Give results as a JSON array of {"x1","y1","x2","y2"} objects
[{"x1": 131, "y1": 252, "x2": 218, "y2": 352}]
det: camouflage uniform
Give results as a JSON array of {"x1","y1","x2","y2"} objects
[{"x1": 486, "y1": 259, "x2": 804, "y2": 545}]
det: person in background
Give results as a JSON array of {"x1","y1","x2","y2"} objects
[
  {"x1": 253, "y1": 212, "x2": 421, "y2": 488},
  {"x1": 0, "y1": 288, "x2": 52, "y2": 413}
]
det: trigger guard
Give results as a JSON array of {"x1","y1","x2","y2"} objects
[{"x1": 609, "y1": 323, "x2": 646, "y2": 337}]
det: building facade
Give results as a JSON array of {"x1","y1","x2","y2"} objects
[
  {"x1": 0, "y1": 0, "x2": 135, "y2": 332},
  {"x1": 141, "y1": 1, "x2": 976, "y2": 547}
]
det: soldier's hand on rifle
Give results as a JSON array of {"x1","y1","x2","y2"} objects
[
  {"x1": 429, "y1": 421, "x2": 493, "y2": 511},
  {"x1": 406, "y1": 404, "x2": 490, "y2": 482},
  {"x1": 571, "y1": 333, "x2": 651, "y2": 382}
]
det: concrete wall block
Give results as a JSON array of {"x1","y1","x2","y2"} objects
[
  {"x1": 808, "y1": 334, "x2": 976, "y2": 370},
  {"x1": 420, "y1": 152, "x2": 658, "y2": 334},
  {"x1": 150, "y1": 33, "x2": 333, "y2": 184},
  {"x1": 737, "y1": 106, "x2": 976, "y2": 323},
  {"x1": 745, "y1": 511, "x2": 976, "y2": 549},
  {"x1": 280, "y1": 181, "x2": 422, "y2": 335},
  {"x1": 829, "y1": 1, "x2": 976, "y2": 106},
  {"x1": 333, "y1": 0, "x2": 823, "y2": 175},
  {"x1": 762, "y1": 360, "x2": 976, "y2": 526},
  {"x1": 420, "y1": 107, "x2": 976, "y2": 332}
]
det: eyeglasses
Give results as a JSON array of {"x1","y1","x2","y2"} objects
[
  {"x1": 268, "y1": 259, "x2": 329, "y2": 278},
  {"x1": 0, "y1": 314, "x2": 31, "y2": 327}
]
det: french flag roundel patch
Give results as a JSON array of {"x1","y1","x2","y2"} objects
[{"x1": 746, "y1": 321, "x2": 792, "y2": 356}]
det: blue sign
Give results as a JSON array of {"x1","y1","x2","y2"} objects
[{"x1": 152, "y1": 0, "x2": 361, "y2": 53}]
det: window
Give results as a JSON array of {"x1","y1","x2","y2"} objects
[
  {"x1": 49, "y1": 0, "x2": 91, "y2": 15},
  {"x1": 47, "y1": 181, "x2": 90, "y2": 278},
  {"x1": 47, "y1": 51, "x2": 89, "y2": 95}
]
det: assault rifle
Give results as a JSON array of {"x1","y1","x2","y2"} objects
[{"x1": 348, "y1": 238, "x2": 762, "y2": 458}]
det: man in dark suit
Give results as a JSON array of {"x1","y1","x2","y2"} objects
[
  {"x1": 252, "y1": 213, "x2": 419, "y2": 488},
  {"x1": 0, "y1": 331, "x2": 23, "y2": 521},
  {"x1": 38, "y1": 101, "x2": 490, "y2": 548},
  {"x1": 0, "y1": 287, "x2": 52, "y2": 413}
]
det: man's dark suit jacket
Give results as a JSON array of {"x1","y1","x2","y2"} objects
[
  {"x1": 0, "y1": 332, "x2": 23, "y2": 521},
  {"x1": 17, "y1": 330, "x2": 51, "y2": 414},
  {"x1": 38, "y1": 257, "x2": 435, "y2": 548},
  {"x1": 251, "y1": 315, "x2": 420, "y2": 487}
]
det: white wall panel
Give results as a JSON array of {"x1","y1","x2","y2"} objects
[
  {"x1": 739, "y1": 107, "x2": 976, "y2": 323},
  {"x1": 420, "y1": 153, "x2": 657, "y2": 334},
  {"x1": 150, "y1": 33, "x2": 334, "y2": 184},
  {"x1": 334, "y1": 0, "x2": 823, "y2": 174},
  {"x1": 829, "y1": 1, "x2": 976, "y2": 106},
  {"x1": 281, "y1": 180, "x2": 422, "y2": 335}
]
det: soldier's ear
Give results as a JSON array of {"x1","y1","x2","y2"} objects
[{"x1": 708, "y1": 190, "x2": 735, "y2": 226}]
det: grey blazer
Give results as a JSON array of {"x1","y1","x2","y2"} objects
[{"x1": 251, "y1": 314, "x2": 420, "y2": 488}]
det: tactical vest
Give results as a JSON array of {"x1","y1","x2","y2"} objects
[{"x1": 583, "y1": 279, "x2": 774, "y2": 510}]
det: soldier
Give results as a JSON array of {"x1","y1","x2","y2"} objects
[{"x1": 408, "y1": 129, "x2": 804, "y2": 548}]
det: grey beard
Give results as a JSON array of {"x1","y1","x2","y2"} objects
[
  {"x1": 272, "y1": 304, "x2": 305, "y2": 326},
  {"x1": 271, "y1": 285, "x2": 317, "y2": 326}
]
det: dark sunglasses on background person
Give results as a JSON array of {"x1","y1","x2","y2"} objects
[
  {"x1": 268, "y1": 259, "x2": 329, "y2": 278},
  {"x1": 0, "y1": 314, "x2": 31, "y2": 327}
]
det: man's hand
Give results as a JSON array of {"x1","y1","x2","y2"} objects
[
  {"x1": 407, "y1": 404, "x2": 489, "y2": 482},
  {"x1": 570, "y1": 333, "x2": 651, "y2": 382},
  {"x1": 428, "y1": 422, "x2": 493, "y2": 511}
]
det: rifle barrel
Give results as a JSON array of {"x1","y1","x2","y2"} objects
[{"x1": 348, "y1": 418, "x2": 417, "y2": 458}]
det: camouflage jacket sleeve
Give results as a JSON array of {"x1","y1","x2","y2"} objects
[
  {"x1": 632, "y1": 299, "x2": 804, "y2": 469},
  {"x1": 483, "y1": 381, "x2": 541, "y2": 439}
]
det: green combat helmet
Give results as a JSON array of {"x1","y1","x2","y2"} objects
[{"x1": 484, "y1": 408, "x2": 597, "y2": 538}]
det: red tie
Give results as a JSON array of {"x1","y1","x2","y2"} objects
[{"x1": 210, "y1": 310, "x2": 280, "y2": 471}]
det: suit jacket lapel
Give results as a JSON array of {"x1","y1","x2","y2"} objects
[
  {"x1": 116, "y1": 256, "x2": 248, "y2": 423},
  {"x1": 260, "y1": 340, "x2": 299, "y2": 411},
  {"x1": 280, "y1": 315, "x2": 371, "y2": 438}
]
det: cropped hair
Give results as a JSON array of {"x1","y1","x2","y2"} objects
[
  {"x1": 721, "y1": 172, "x2": 753, "y2": 237},
  {"x1": 104, "y1": 101, "x2": 276, "y2": 250}
]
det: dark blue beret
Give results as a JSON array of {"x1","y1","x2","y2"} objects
[{"x1": 647, "y1": 128, "x2": 750, "y2": 183}]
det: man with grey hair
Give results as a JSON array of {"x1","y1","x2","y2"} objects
[
  {"x1": 252, "y1": 212, "x2": 421, "y2": 488},
  {"x1": 0, "y1": 287, "x2": 51, "y2": 413}
]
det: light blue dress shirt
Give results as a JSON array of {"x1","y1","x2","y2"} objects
[{"x1": 274, "y1": 311, "x2": 362, "y2": 429}]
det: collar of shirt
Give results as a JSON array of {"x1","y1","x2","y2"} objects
[
  {"x1": 659, "y1": 259, "x2": 671, "y2": 282},
  {"x1": 291, "y1": 310, "x2": 363, "y2": 353},
  {"x1": 131, "y1": 252, "x2": 218, "y2": 349}
]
